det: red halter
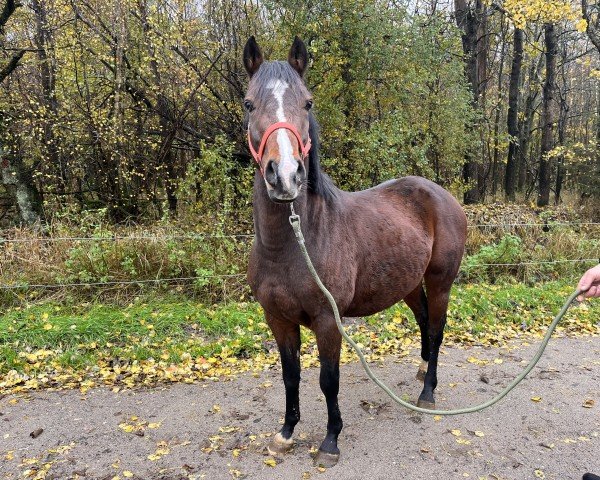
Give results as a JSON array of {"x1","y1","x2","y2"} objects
[{"x1": 247, "y1": 122, "x2": 312, "y2": 173}]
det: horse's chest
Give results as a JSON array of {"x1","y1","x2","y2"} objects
[
  {"x1": 252, "y1": 274, "x2": 307, "y2": 320},
  {"x1": 248, "y1": 253, "x2": 309, "y2": 319}
]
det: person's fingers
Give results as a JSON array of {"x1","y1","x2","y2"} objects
[
  {"x1": 584, "y1": 284, "x2": 600, "y2": 298},
  {"x1": 578, "y1": 265, "x2": 600, "y2": 291},
  {"x1": 577, "y1": 272, "x2": 594, "y2": 291}
]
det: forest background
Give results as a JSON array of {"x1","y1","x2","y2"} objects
[{"x1": 0, "y1": 0, "x2": 599, "y2": 305}]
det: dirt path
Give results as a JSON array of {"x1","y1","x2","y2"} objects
[{"x1": 1, "y1": 337, "x2": 599, "y2": 480}]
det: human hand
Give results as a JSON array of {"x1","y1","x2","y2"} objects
[{"x1": 577, "y1": 264, "x2": 600, "y2": 301}]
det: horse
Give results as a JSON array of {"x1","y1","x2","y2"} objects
[{"x1": 244, "y1": 36, "x2": 467, "y2": 467}]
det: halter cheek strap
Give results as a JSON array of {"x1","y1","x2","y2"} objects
[{"x1": 247, "y1": 122, "x2": 312, "y2": 174}]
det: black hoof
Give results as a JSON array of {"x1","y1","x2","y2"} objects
[
  {"x1": 416, "y1": 398, "x2": 436, "y2": 410},
  {"x1": 314, "y1": 449, "x2": 340, "y2": 468},
  {"x1": 267, "y1": 433, "x2": 294, "y2": 456}
]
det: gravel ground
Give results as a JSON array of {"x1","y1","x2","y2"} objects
[{"x1": 1, "y1": 336, "x2": 599, "y2": 480}]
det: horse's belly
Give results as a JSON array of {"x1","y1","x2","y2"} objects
[{"x1": 345, "y1": 252, "x2": 429, "y2": 316}]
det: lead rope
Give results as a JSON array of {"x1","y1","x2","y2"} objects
[{"x1": 288, "y1": 204, "x2": 584, "y2": 415}]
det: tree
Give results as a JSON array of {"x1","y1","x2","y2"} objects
[
  {"x1": 454, "y1": 0, "x2": 488, "y2": 204},
  {"x1": 1, "y1": 0, "x2": 43, "y2": 225},
  {"x1": 504, "y1": 26, "x2": 523, "y2": 200}
]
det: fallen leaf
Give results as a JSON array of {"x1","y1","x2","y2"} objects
[
  {"x1": 582, "y1": 399, "x2": 595, "y2": 408},
  {"x1": 531, "y1": 396, "x2": 542, "y2": 402},
  {"x1": 264, "y1": 457, "x2": 277, "y2": 467}
]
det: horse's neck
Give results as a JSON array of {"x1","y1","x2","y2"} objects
[{"x1": 252, "y1": 174, "x2": 321, "y2": 253}]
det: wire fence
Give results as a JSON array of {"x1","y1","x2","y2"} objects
[
  {"x1": 0, "y1": 220, "x2": 598, "y2": 292},
  {"x1": 1, "y1": 221, "x2": 599, "y2": 244},
  {"x1": 0, "y1": 259, "x2": 597, "y2": 291}
]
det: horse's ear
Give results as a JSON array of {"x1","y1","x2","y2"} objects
[
  {"x1": 288, "y1": 36, "x2": 308, "y2": 77},
  {"x1": 243, "y1": 36, "x2": 264, "y2": 77}
]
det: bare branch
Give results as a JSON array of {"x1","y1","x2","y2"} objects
[{"x1": 0, "y1": 49, "x2": 25, "y2": 84}]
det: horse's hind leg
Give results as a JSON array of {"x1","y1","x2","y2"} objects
[
  {"x1": 404, "y1": 284, "x2": 429, "y2": 381},
  {"x1": 265, "y1": 313, "x2": 301, "y2": 456},
  {"x1": 313, "y1": 316, "x2": 343, "y2": 468},
  {"x1": 417, "y1": 278, "x2": 451, "y2": 410}
]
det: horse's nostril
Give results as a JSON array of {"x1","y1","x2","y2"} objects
[
  {"x1": 296, "y1": 161, "x2": 306, "y2": 182},
  {"x1": 265, "y1": 160, "x2": 278, "y2": 186}
]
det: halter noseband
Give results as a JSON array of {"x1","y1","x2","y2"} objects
[{"x1": 247, "y1": 122, "x2": 312, "y2": 173}]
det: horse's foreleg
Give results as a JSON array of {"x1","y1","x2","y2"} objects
[
  {"x1": 417, "y1": 288, "x2": 450, "y2": 409},
  {"x1": 266, "y1": 314, "x2": 301, "y2": 456},
  {"x1": 314, "y1": 318, "x2": 343, "y2": 468}
]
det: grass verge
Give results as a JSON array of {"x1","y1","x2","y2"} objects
[{"x1": 1, "y1": 279, "x2": 598, "y2": 395}]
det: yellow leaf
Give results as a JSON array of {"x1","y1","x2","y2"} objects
[
  {"x1": 123, "y1": 472, "x2": 133, "y2": 478},
  {"x1": 219, "y1": 426, "x2": 239, "y2": 433},
  {"x1": 147, "y1": 423, "x2": 161, "y2": 429},
  {"x1": 534, "y1": 470, "x2": 545, "y2": 479},
  {"x1": 264, "y1": 457, "x2": 277, "y2": 467},
  {"x1": 451, "y1": 429, "x2": 462, "y2": 436},
  {"x1": 531, "y1": 396, "x2": 542, "y2": 402},
  {"x1": 433, "y1": 415, "x2": 442, "y2": 422},
  {"x1": 474, "y1": 431, "x2": 485, "y2": 437},
  {"x1": 43, "y1": 323, "x2": 53, "y2": 330},
  {"x1": 119, "y1": 424, "x2": 135, "y2": 433}
]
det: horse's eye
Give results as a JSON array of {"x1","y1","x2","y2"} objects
[
  {"x1": 244, "y1": 100, "x2": 254, "y2": 112},
  {"x1": 305, "y1": 100, "x2": 313, "y2": 111}
]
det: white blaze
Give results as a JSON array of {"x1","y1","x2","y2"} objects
[{"x1": 266, "y1": 79, "x2": 296, "y2": 190}]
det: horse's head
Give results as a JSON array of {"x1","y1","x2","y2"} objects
[{"x1": 243, "y1": 36, "x2": 313, "y2": 203}]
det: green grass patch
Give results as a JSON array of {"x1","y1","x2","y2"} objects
[{"x1": 1, "y1": 279, "x2": 598, "y2": 380}]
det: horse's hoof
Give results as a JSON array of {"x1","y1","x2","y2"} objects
[
  {"x1": 267, "y1": 432, "x2": 294, "y2": 456},
  {"x1": 416, "y1": 361, "x2": 428, "y2": 382},
  {"x1": 313, "y1": 449, "x2": 340, "y2": 468},
  {"x1": 416, "y1": 398, "x2": 436, "y2": 410}
]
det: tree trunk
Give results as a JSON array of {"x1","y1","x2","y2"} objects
[
  {"x1": 537, "y1": 23, "x2": 557, "y2": 207},
  {"x1": 491, "y1": 16, "x2": 507, "y2": 197},
  {"x1": 504, "y1": 27, "x2": 523, "y2": 201},
  {"x1": 454, "y1": 0, "x2": 486, "y2": 204},
  {"x1": 0, "y1": 145, "x2": 43, "y2": 225},
  {"x1": 31, "y1": 0, "x2": 66, "y2": 194},
  {"x1": 138, "y1": 0, "x2": 179, "y2": 216}
]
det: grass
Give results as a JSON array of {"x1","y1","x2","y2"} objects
[{"x1": 1, "y1": 278, "x2": 598, "y2": 395}]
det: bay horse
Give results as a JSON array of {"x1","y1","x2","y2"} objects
[{"x1": 244, "y1": 36, "x2": 467, "y2": 467}]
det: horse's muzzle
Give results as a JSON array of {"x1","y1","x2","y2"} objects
[{"x1": 264, "y1": 158, "x2": 306, "y2": 203}]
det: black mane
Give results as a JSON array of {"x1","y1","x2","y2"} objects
[{"x1": 307, "y1": 112, "x2": 337, "y2": 200}]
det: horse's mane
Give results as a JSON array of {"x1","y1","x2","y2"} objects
[{"x1": 307, "y1": 112, "x2": 337, "y2": 201}]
